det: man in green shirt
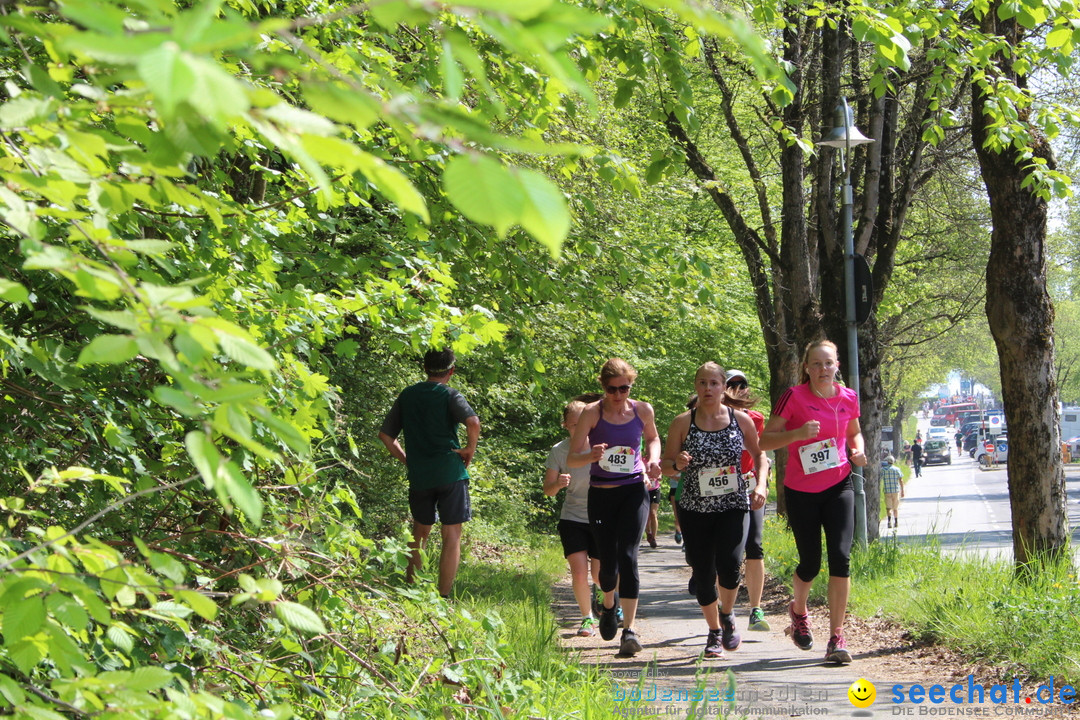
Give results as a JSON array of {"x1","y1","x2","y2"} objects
[{"x1": 378, "y1": 349, "x2": 480, "y2": 597}]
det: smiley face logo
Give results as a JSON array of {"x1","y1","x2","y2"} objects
[{"x1": 848, "y1": 678, "x2": 876, "y2": 708}]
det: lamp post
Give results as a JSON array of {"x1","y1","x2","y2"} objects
[{"x1": 818, "y1": 97, "x2": 873, "y2": 545}]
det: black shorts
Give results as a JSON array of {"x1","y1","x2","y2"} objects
[
  {"x1": 648, "y1": 487, "x2": 660, "y2": 504},
  {"x1": 558, "y1": 519, "x2": 597, "y2": 558},
  {"x1": 409, "y1": 480, "x2": 471, "y2": 526}
]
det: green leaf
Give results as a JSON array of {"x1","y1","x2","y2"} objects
[
  {"x1": 440, "y1": 40, "x2": 464, "y2": 101},
  {"x1": 0, "y1": 279, "x2": 29, "y2": 305},
  {"x1": 517, "y1": 169, "x2": 569, "y2": 256},
  {"x1": 116, "y1": 584, "x2": 136, "y2": 607},
  {"x1": 254, "y1": 409, "x2": 310, "y2": 456},
  {"x1": 122, "y1": 239, "x2": 176, "y2": 255},
  {"x1": 7, "y1": 639, "x2": 41, "y2": 674},
  {"x1": 16, "y1": 703, "x2": 64, "y2": 720},
  {"x1": 155, "y1": 386, "x2": 204, "y2": 417},
  {"x1": 126, "y1": 666, "x2": 176, "y2": 691},
  {"x1": 613, "y1": 79, "x2": 636, "y2": 109},
  {"x1": 78, "y1": 335, "x2": 139, "y2": 365},
  {"x1": 176, "y1": 590, "x2": 218, "y2": 621},
  {"x1": 334, "y1": 340, "x2": 359, "y2": 357},
  {"x1": 275, "y1": 601, "x2": 327, "y2": 635},
  {"x1": 302, "y1": 83, "x2": 380, "y2": 130},
  {"x1": 184, "y1": 55, "x2": 250, "y2": 120},
  {"x1": 455, "y1": 0, "x2": 553, "y2": 20},
  {"x1": 369, "y1": 0, "x2": 432, "y2": 28},
  {"x1": 201, "y1": 319, "x2": 276, "y2": 371},
  {"x1": 149, "y1": 552, "x2": 186, "y2": 583},
  {"x1": 355, "y1": 152, "x2": 430, "y2": 222},
  {"x1": 107, "y1": 624, "x2": 133, "y2": 653},
  {"x1": 221, "y1": 460, "x2": 263, "y2": 524},
  {"x1": 137, "y1": 42, "x2": 197, "y2": 118},
  {"x1": 3, "y1": 595, "x2": 45, "y2": 640},
  {"x1": 46, "y1": 596, "x2": 88, "y2": 630},
  {"x1": 444, "y1": 155, "x2": 525, "y2": 237},
  {"x1": 0, "y1": 96, "x2": 57, "y2": 129},
  {"x1": 201, "y1": 382, "x2": 264, "y2": 404},
  {"x1": 185, "y1": 431, "x2": 221, "y2": 490},
  {"x1": 0, "y1": 672, "x2": 25, "y2": 706},
  {"x1": 1046, "y1": 25, "x2": 1072, "y2": 48},
  {"x1": 149, "y1": 601, "x2": 193, "y2": 618}
]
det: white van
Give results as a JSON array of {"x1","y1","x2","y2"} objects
[{"x1": 1061, "y1": 407, "x2": 1080, "y2": 442}]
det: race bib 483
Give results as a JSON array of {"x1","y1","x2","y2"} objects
[{"x1": 598, "y1": 445, "x2": 636, "y2": 474}]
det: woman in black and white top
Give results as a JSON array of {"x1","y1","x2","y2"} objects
[{"x1": 663, "y1": 362, "x2": 767, "y2": 659}]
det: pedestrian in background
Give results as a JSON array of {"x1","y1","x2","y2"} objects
[
  {"x1": 880, "y1": 455, "x2": 904, "y2": 529},
  {"x1": 378, "y1": 349, "x2": 480, "y2": 598}
]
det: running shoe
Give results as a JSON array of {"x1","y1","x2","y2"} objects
[
  {"x1": 704, "y1": 628, "x2": 724, "y2": 658},
  {"x1": 785, "y1": 602, "x2": 814, "y2": 650},
  {"x1": 616, "y1": 605, "x2": 624, "y2": 627},
  {"x1": 598, "y1": 603, "x2": 618, "y2": 641},
  {"x1": 748, "y1": 606, "x2": 770, "y2": 631},
  {"x1": 578, "y1": 617, "x2": 597, "y2": 637},
  {"x1": 720, "y1": 611, "x2": 741, "y2": 651},
  {"x1": 647, "y1": 533, "x2": 657, "y2": 548},
  {"x1": 825, "y1": 630, "x2": 852, "y2": 665},
  {"x1": 619, "y1": 628, "x2": 642, "y2": 656},
  {"x1": 674, "y1": 530, "x2": 683, "y2": 544}
]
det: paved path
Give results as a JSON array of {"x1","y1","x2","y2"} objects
[
  {"x1": 895, "y1": 420, "x2": 1080, "y2": 562},
  {"x1": 556, "y1": 537, "x2": 938, "y2": 718}
]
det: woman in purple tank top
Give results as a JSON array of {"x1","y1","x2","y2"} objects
[{"x1": 568, "y1": 358, "x2": 662, "y2": 656}]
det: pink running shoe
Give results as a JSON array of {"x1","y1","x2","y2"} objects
[{"x1": 784, "y1": 602, "x2": 813, "y2": 650}]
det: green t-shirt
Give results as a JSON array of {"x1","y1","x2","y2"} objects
[{"x1": 380, "y1": 381, "x2": 477, "y2": 490}]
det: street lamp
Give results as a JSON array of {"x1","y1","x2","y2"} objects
[
  {"x1": 817, "y1": 98, "x2": 873, "y2": 397},
  {"x1": 818, "y1": 97, "x2": 873, "y2": 545}
]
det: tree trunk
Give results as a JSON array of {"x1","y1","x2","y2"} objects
[
  {"x1": 970, "y1": 13, "x2": 1070, "y2": 569},
  {"x1": 891, "y1": 399, "x2": 906, "y2": 457}
]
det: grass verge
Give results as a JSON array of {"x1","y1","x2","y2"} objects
[
  {"x1": 420, "y1": 530, "x2": 633, "y2": 717},
  {"x1": 763, "y1": 516, "x2": 1080, "y2": 686}
]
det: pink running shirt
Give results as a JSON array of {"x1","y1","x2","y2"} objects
[{"x1": 772, "y1": 383, "x2": 859, "y2": 493}]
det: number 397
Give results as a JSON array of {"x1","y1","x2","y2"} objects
[{"x1": 810, "y1": 450, "x2": 830, "y2": 464}]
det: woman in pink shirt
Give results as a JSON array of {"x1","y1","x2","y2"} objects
[{"x1": 760, "y1": 340, "x2": 866, "y2": 665}]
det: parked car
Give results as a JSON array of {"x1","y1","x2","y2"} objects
[
  {"x1": 926, "y1": 427, "x2": 949, "y2": 441},
  {"x1": 975, "y1": 436, "x2": 1008, "y2": 466},
  {"x1": 923, "y1": 439, "x2": 952, "y2": 465},
  {"x1": 964, "y1": 422, "x2": 1007, "y2": 456}
]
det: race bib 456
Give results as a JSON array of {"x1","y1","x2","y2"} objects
[{"x1": 698, "y1": 466, "x2": 738, "y2": 497}]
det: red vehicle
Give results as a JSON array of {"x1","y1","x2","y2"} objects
[{"x1": 932, "y1": 402, "x2": 978, "y2": 426}]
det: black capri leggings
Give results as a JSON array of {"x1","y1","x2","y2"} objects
[
  {"x1": 588, "y1": 481, "x2": 649, "y2": 600},
  {"x1": 679, "y1": 506, "x2": 748, "y2": 607},
  {"x1": 745, "y1": 505, "x2": 765, "y2": 561},
  {"x1": 785, "y1": 476, "x2": 854, "y2": 581}
]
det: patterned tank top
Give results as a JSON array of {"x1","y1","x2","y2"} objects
[{"x1": 677, "y1": 407, "x2": 749, "y2": 513}]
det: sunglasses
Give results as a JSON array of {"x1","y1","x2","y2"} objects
[
  {"x1": 605, "y1": 384, "x2": 632, "y2": 394},
  {"x1": 727, "y1": 381, "x2": 748, "y2": 390}
]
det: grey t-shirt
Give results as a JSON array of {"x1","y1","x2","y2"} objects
[{"x1": 545, "y1": 438, "x2": 592, "y2": 524}]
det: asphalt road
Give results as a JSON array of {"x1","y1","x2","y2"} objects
[{"x1": 894, "y1": 420, "x2": 1080, "y2": 561}]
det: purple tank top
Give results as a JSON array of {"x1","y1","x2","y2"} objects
[{"x1": 589, "y1": 401, "x2": 646, "y2": 485}]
